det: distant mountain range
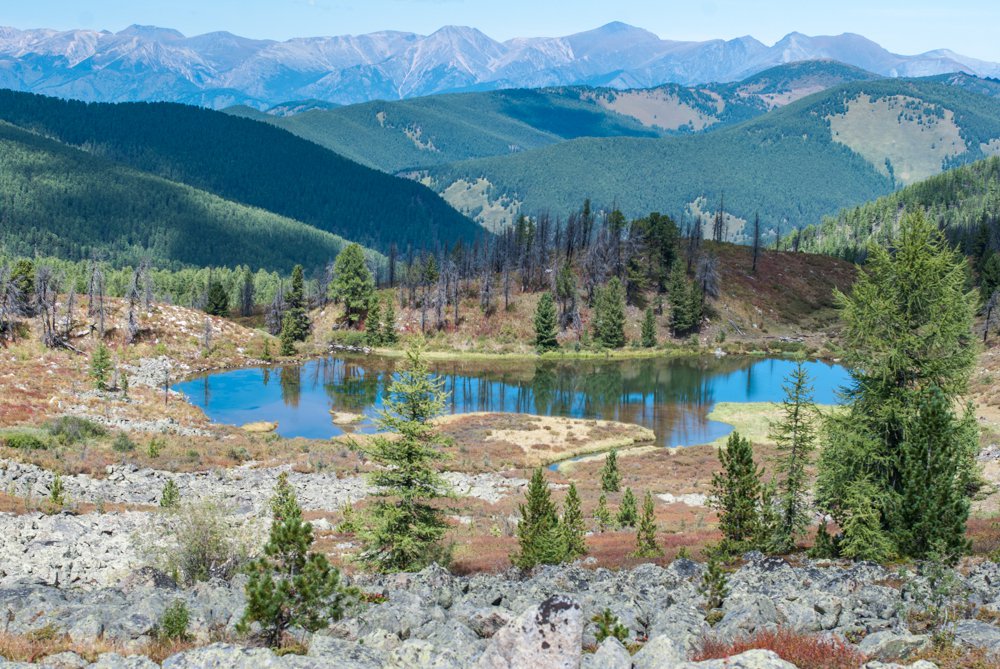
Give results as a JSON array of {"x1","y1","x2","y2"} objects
[{"x1": 2, "y1": 22, "x2": 999, "y2": 108}]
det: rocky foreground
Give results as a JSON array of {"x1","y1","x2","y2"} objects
[{"x1": 0, "y1": 553, "x2": 998, "y2": 668}]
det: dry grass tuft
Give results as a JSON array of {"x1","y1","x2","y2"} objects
[{"x1": 694, "y1": 628, "x2": 867, "y2": 669}]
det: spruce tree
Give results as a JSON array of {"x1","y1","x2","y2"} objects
[
  {"x1": 365, "y1": 297, "x2": 383, "y2": 347},
  {"x1": 594, "y1": 493, "x2": 613, "y2": 532},
  {"x1": 668, "y1": 262, "x2": 693, "y2": 336},
  {"x1": 817, "y1": 211, "x2": 978, "y2": 560},
  {"x1": 600, "y1": 449, "x2": 621, "y2": 492},
  {"x1": 561, "y1": 483, "x2": 587, "y2": 559},
  {"x1": 205, "y1": 279, "x2": 229, "y2": 317},
  {"x1": 533, "y1": 292, "x2": 559, "y2": 352},
  {"x1": 632, "y1": 491, "x2": 663, "y2": 558},
  {"x1": 617, "y1": 487, "x2": 638, "y2": 528},
  {"x1": 640, "y1": 307, "x2": 657, "y2": 348},
  {"x1": 90, "y1": 342, "x2": 112, "y2": 391},
  {"x1": 769, "y1": 361, "x2": 817, "y2": 552},
  {"x1": 160, "y1": 479, "x2": 180, "y2": 509},
  {"x1": 592, "y1": 278, "x2": 626, "y2": 348},
  {"x1": 381, "y1": 297, "x2": 398, "y2": 345},
  {"x1": 282, "y1": 265, "x2": 310, "y2": 342},
  {"x1": 897, "y1": 385, "x2": 973, "y2": 559},
  {"x1": 710, "y1": 432, "x2": 763, "y2": 554},
  {"x1": 240, "y1": 473, "x2": 357, "y2": 647},
  {"x1": 513, "y1": 468, "x2": 566, "y2": 568},
  {"x1": 329, "y1": 244, "x2": 375, "y2": 326},
  {"x1": 357, "y1": 345, "x2": 453, "y2": 572},
  {"x1": 279, "y1": 314, "x2": 297, "y2": 356},
  {"x1": 699, "y1": 548, "x2": 729, "y2": 617}
]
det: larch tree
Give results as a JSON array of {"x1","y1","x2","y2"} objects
[
  {"x1": 769, "y1": 361, "x2": 817, "y2": 553},
  {"x1": 329, "y1": 244, "x2": 375, "y2": 327},
  {"x1": 816, "y1": 211, "x2": 978, "y2": 560},
  {"x1": 356, "y1": 344, "x2": 453, "y2": 572}
]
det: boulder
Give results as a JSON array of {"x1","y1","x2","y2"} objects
[
  {"x1": 687, "y1": 649, "x2": 798, "y2": 668},
  {"x1": 474, "y1": 595, "x2": 582, "y2": 669},
  {"x1": 632, "y1": 635, "x2": 684, "y2": 669},
  {"x1": 582, "y1": 637, "x2": 632, "y2": 669},
  {"x1": 858, "y1": 630, "x2": 930, "y2": 660}
]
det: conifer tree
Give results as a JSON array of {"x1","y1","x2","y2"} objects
[
  {"x1": 513, "y1": 468, "x2": 566, "y2": 568},
  {"x1": 160, "y1": 479, "x2": 180, "y2": 509},
  {"x1": 533, "y1": 292, "x2": 559, "y2": 352},
  {"x1": 594, "y1": 493, "x2": 613, "y2": 532},
  {"x1": 817, "y1": 211, "x2": 978, "y2": 560},
  {"x1": 365, "y1": 297, "x2": 383, "y2": 347},
  {"x1": 329, "y1": 244, "x2": 375, "y2": 326},
  {"x1": 357, "y1": 345, "x2": 453, "y2": 572},
  {"x1": 600, "y1": 449, "x2": 621, "y2": 492},
  {"x1": 381, "y1": 297, "x2": 398, "y2": 345},
  {"x1": 897, "y1": 385, "x2": 973, "y2": 559},
  {"x1": 699, "y1": 548, "x2": 729, "y2": 618},
  {"x1": 769, "y1": 361, "x2": 817, "y2": 552},
  {"x1": 641, "y1": 307, "x2": 657, "y2": 347},
  {"x1": 710, "y1": 432, "x2": 763, "y2": 554},
  {"x1": 279, "y1": 314, "x2": 297, "y2": 356},
  {"x1": 90, "y1": 342, "x2": 112, "y2": 391},
  {"x1": 592, "y1": 278, "x2": 626, "y2": 348},
  {"x1": 617, "y1": 487, "x2": 638, "y2": 528},
  {"x1": 561, "y1": 483, "x2": 587, "y2": 559},
  {"x1": 632, "y1": 491, "x2": 663, "y2": 558},
  {"x1": 205, "y1": 278, "x2": 229, "y2": 316},
  {"x1": 282, "y1": 265, "x2": 310, "y2": 342},
  {"x1": 668, "y1": 262, "x2": 693, "y2": 336},
  {"x1": 240, "y1": 473, "x2": 357, "y2": 647}
]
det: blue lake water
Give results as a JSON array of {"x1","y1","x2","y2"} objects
[{"x1": 174, "y1": 355, "x2": 851, "y2": 447}]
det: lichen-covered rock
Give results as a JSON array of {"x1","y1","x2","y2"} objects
[{"x1": 474, "y1": 595, "x2": 582, "y2": 669}]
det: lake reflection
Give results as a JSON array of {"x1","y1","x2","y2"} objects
[{"x1": 175, "y1": 356, "x2": 851, "y2": 446}]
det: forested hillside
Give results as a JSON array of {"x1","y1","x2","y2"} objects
[
  {"x1": 417, "y1": 79, "x2": 1000, "y2": 234},
  {"x1": 0, "y1": 89, "x2": 480, "y2": 254},
  {"x1": 796, "y1": 156, "x2": 1000, "y2": 261},
  {"x1": 0, "y1": 121, "x2": 368, "y2": 271},
  {"x1": 233, "y1": 60, "x2": 878, "y2": 174}
]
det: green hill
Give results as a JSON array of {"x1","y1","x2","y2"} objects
[
  {"x1": 0, "y1": 89, "x2": 480, "y2": 254},
  {"x1": 236, "y1": 60, "x2": 878, "y2": 175},
  {"x1": 418, "y1": 78, "x2": 1000, "y2": 234},
  {"x1": 0, "y1": 121, "x2": 366, "y2": 272},
  {"x1": 797, "y1": 156, "x2": 1000, "y2": 261}
]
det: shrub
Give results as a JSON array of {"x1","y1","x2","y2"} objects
[
  {"x1": 45, "y1": 416, "x2": 107, "y2": 445},
  {"x1": 112, "y1": 433, "x2": 136, "y2": 453},
  {"x1": 592, "y1": 609, "x2": 629, "y2": 644},
  {"x1": 156, "y1": 600, "x2": 190, "y2": 641},
  {"x1": 329, "y1": 329, "x2": 369, "y2": 348},
  {"x1": 694, "y1": 628, "x2": 866, "y2": 669},
  {"x1": 147, "y1": 438, "x2": 165, "y2": 458},
  {"x1": 160, "y1": 480, "x2": 180, "y2": 509},
  {"x1": 1, "y1": 431, "x2": 49, "y2": 451},
  {"x1": 145, "y1": 500, "x2": 252, "y2": 585}
]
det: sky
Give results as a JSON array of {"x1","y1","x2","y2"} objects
[{"x1": 3, "y1": 0, "x2": 999, "y2": 62}]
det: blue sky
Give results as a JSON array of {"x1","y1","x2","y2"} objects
[{"x1": 5, "y1": 0, "x2": 999, "y2": 61}]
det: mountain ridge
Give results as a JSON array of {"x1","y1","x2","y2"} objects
[{"x1": 1, "y1": 22, "x2": 998, "y2": 108}]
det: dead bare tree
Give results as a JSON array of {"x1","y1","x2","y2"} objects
[
  {"x1": 985, "y1": 289, "x2": 1000, "y2": 343},
  {"x1": 266, "y1": 281, "x2": 286, "y2": 335},
  {"x1": 0, "y1": 264, "x2": 23, "y2": 343},
  {"x1": 35, "y1": 266, "x2": 62, "y2": 348},
  {"x1": 125, "y1": 265, "x2": 143, "y2": 344}
]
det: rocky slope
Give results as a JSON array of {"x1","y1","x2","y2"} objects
[{"x1": 0, "y1": 556, "x2": 995, "y2": 667}]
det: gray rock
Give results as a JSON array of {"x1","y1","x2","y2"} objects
[
  {"x1": 307, "y1": 635, "x2": 385, "y2": 668},
  {"x1": 87, "y1": 654, "x2": 159, "y2": 669},
  {"x1": 686, "y1": 649, "x2": 797, "y2": 668},
  {"x1": 858, "y1": 630, "x2": 930, "y2": 660},
  {"x1": 632, "y1": 635, "x2": 684, "y2": 669},
  {"x1": 950, "y1": 619, "x2": 1000, "y2": 651},
  {"x1": 37, "y1": 652, "x2": 88, "y2": 669},
  {"x1": 474, "y1": 595, "x2": 582, "y2": 669},
  {"x1": 582, "y1": 637, "x2": 632, "y2": 669},
  {"x1": 715, "y1": 594, "x2": 779, "y2": 641},
  {"x1": 160, "y1": 643, "x2": 288, "y2": 668}
]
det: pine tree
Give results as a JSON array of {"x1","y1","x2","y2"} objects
[
  {"x1": 668, "y1": 262, "x2": 693, "y2": 336},
  {"x1": 600, "y1": 449, "x2": 621, "y2": 492},
  {"x1": 533, "y1": 292, "x2": 559, "y2": 352},
  {"x1": 808, "y1": 522, "x2": 837, "y2": 559},
  {"x1": 592, "y1": 609, "x2": 629, "y2": 644},
  {"x1": 381, "y1": 297, "x2": 398, "y2": 345},
  {"x1": 329, "y1": 243, "x2": 375, "y2": 326},
  {"x1": 711, "y1": 432, "x2": 763, "y2": 554},
  {"x1": 90, "y1": 342, "x2": 112, "y2": 391},
  {"x1": 617, "y1": 487, "x2": 638, "y2": 528},
  {"x1": 632, "y1": 491, "x2": 663, "y2": 558},
  {"x1": 641, "y1": 307, "x2": 657, "y2": 348},
  {"x1": 513, "y1": 468, "x2": 566, "y2": 568},
  {"x1": 769, "y1": 361, "x2": 817, "y2": 552},
  {"x1": 594, "y1": 493, "x2": 613, "y2": 532},
  {"x1": 356, "y1": 344, "x2": 453, "y2": 572},
  {"x1": 240, "y1": 474, "x2": 357, "y2": 647},
  {"x1": 279, "y1": 314, "x2": 297, "y2": 356},
  {"x1": 561, "y1": 483, "x2": 587, "y2": 559},
  {"x1": 160, "y1": 479, "x2": 180, "y2": 509},
  {"x1": 699, "y1": 548, "x2": 729, "y2": 618},
  {"x1": 205, "y1": 278, "x2": 229, "y2": 317},
  {"x1": 817, "y1": 211, "x2": 978, "y2": 560},
  {"x1": 365, "y1": 297, "x2": 383, "y2": 347},
  {"x1": 897, "y1": 385, "x2": 973, "y2": 558},
  {"x1": 592, "y1": 278, "x2": 626, "y2": 348}
]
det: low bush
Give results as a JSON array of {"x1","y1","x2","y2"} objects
[
  {"x1": 112, "y1": 433, "x2": 136, "y2": 453},
  {"x1": 44, "y1": 416, "x2": 107, "y2": 445},
  {"x1": 329, "y1": 329, "x2": 368, "y2": 348},
  {"x1": 1, "y1": 431, "x2": 49, "y2": 451},
  {"x1": 694, "y1": 628, "x2": 866, "y2": 669},
  {"x1": 156, "y1": 600, "x2": 190, "y2": 641}
]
